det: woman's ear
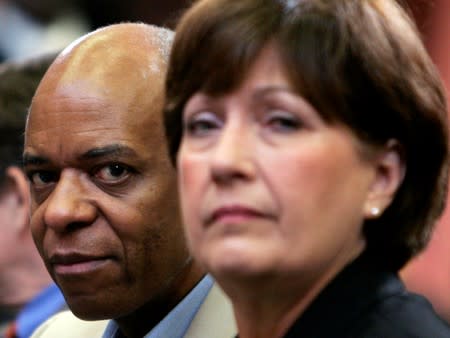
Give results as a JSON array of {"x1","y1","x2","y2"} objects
[
  {"x1": 5, "y1": 166, "x2": 31, "y2": 234},
  {"x1": 364, "y1": 139, "x2": 405, "y2": 219}
]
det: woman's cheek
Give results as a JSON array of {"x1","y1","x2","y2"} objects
[{"x1": 178, "y1": 154, "x2": 204, "y2": 239}]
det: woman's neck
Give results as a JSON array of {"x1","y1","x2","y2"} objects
[
  {"x1": 221, "y1": 246, "x2": 365, "y2": 338},
  {"x1": 227, "y1": 275, "x2": 323, "y2": 338}
]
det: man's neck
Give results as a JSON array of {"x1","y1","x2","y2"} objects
[{"x1": 115, "y1": 260, "x2": 205, "y2": 338}]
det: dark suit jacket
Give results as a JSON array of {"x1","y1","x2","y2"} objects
[{"x1": 284, "y1": 252, "x2": 450, "y2": 337}]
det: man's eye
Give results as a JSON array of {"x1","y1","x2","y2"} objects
[
  {"x1": 29, "y1": 171, "x2": 58, "y2": 187},
  {"x1": 94, "y1": 164, "x2": 130, "y2": 183}
]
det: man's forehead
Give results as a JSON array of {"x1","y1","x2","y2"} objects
[
  {"x1": 30, "y1": 73, "x2": 161, "y2": 124},
  {"x1": 31, "y1": 62, "x2": 163, "y2": 131},
  {"x1": 25, "y1": 92, "x2": 165, "y2": 165},
  {"x1": 28, "y1": 90, "x2": 114, "y2": 135},
  {"x1": 23, "y1": 118, "x2": 163, "y2": 168}
]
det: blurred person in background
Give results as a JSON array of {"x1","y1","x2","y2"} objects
[
  {"x1": 0, "y1": 0, "x2": 193, "y2": 62},
  {"x1": 0, "y1": 53, "x2": 66, "y2": 338},
  {"x1": 0, "y1": 0, "x2": 88, "y2": 61}
]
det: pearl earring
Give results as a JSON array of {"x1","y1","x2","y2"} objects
[{"x1": 370, "y1": 207, "x2": 380, "y2": 216}]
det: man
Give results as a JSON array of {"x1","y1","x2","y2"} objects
[
  {"x1": 24, "y1": 23, "x2": 235, "y2": 338},
  {"x1": 0, "y1": 54, "x2": 66, "y2": 338}
]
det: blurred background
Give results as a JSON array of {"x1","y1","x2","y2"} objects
[
  {"x1": 0, "y1": 0, "x2": 190, "y2": 61},
  {"x1": 0, "y1": 0, "x2": 449, "y2": 323},
  {"x1": 401, "y1": 0, "x2": 450, "y2": 324}
]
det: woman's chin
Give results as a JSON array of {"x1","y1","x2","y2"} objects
[{"x1": 200, "y1": 241, "x2": 277, "y2": 280}]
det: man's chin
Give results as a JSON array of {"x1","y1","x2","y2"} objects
[{"x1": 64, "y1": 292, "x2": 125, "y2": 320}]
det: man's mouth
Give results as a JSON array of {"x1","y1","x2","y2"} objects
[{"x1": 49, "y1": 252, "x2": 113, "y2": 276}]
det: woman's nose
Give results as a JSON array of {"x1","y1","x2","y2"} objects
[
  {"x1": 43, "y1": 169, "x2": 97, "y2": 232},
  {"x1": 210, "y1": 123, "x2": 256, "y2": 186}
]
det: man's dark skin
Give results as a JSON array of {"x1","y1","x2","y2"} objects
[{"x1": 24, "y1": 23, "x2": 204, "y2": 338}]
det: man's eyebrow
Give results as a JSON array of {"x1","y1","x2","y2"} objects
[
  {"x1": 22, "y1": 145, "x2": 138, "y2": 167},
  {"x1": 23, "y1": 154, "x2": 49, "y2": 167},
  {"x1": 79, "y1": 144, "x2": 138, "y2": 160}
]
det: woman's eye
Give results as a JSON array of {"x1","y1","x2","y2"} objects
[
  {"x1": 265, "y1": 111, "x2": 301, "y2": 132},
  {"x1": 94, "y1": 164, "x2": 130, "y2": 183},
  {"x1": 184, "y1": 112, "x2": 222, "y2": 136},
  {"x1": 29, "y1": 171, "x2": 58, "y2": 187}
]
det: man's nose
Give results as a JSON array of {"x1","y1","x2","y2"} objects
[
  {"x1": 210, "y1": 123, "x2": 256, "y2": 185},
  {"x1": 43, "y1": 169, "x2": 97, "y2": 232}
]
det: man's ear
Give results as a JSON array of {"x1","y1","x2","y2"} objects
[
  {"x1": 5, "y1": 166, "x2": 31, "y2": 233},
  {"x1": 364, "y1": 140, "x2": 405, "y2": 219}
]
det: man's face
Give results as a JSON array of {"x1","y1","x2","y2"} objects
[{"x1": 24, "y1": 78, "x2": 190, "y2": 319}]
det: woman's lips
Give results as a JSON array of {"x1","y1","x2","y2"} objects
[{"x1": 207, "y1": 205, "x2": 274, "y2": 225}]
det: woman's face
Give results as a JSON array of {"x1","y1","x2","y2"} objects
[{"x1": 178, "y1": 45, "x2": 383, "y2": 283}]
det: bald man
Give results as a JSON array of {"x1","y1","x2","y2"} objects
[{"x1": 24, "y1": 23, "x2": 235, "y2": 338}]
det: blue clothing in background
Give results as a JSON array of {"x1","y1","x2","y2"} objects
[{"x1": 16, "y1": 284, "x2": 66, "y2": 338}]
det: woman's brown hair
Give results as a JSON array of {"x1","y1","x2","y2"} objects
[{"x1": 164, "y1": 0, "x2": 449, "y2": 271}]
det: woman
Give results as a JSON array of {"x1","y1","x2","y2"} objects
[{"x1": 164, "y1": 0, "x2": 450, "y2": 337}]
